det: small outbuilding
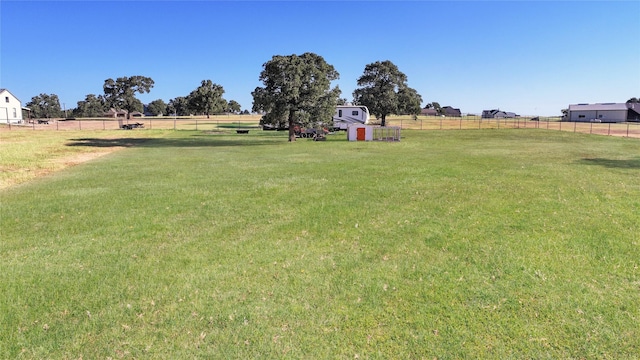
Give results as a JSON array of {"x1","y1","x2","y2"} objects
[
  {"x1": 0, "y1": 89, "x2": 25, "y2": 124},
  {"x1": 347, "y1": 124, "x2": 374, "y2": 141},
  {"x1": 567, "y1": 103, "x2": 640, "y2": 123}
]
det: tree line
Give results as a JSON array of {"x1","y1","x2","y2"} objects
[
  {"x1": 24, "y1": 55, "x2": 423, "y2": 131},
  {"x1": 26, "y1": 76, "x2": 244, "y2": 119},
  {"x1": 26, "y1": 52, "x2": 635, "y2": 138}
]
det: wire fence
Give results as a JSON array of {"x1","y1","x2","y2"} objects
[
  {"x1": 3, "y1": 115, "x2": 640, "y2": 139},
  {"x1": 1, "y1": 116, "x2": 262, "y2": 132},
  {"x1": 383, "y1": 116, "x2": 640, "y2": 138}
]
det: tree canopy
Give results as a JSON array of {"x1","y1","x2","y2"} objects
[
  {"x1": 398, "y1": 87, "x2": 423, "y2": 118},
  {"x1": 103, "y1": 76, "x2": 154, "y2": 114},
  {"x1": 26, "y1": 93, "x2": 62, "y2": 119},
  {"x1": 252, "y1": 52, "x2": 341, "y2": 141},
  {"x1": 147, "y1": 99, "x2": 167, "y2": 116},
  {"x1": 166, "y1": 97, "x2": 190, "y2": 116},
  {"x1": 227, "y1": 100, "x2": 242, "y2": 114},
  {"x1": 187, "y1": 80, "x2": 226, "y2": 118},
  {"x1": 75, "y1": 94, "x2": 106, "y2": 117},
  {"x1": 353, "y1": 60, "x2": 422, "y2": 126}
]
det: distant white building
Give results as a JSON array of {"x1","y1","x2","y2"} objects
[
  {"x1": 567, "y1": 103, "x2": 640, "y2": 123},
  {"x1": 0, "y1": 89, "x2": 25, "y2": 124}
]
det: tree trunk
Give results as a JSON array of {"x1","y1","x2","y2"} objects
[
  {"x1": 288, "y1": 109, "x2": 296, "y2": 142},
  {"x1": 381, "y1": 114, "x2": 386, "y2": 127}
]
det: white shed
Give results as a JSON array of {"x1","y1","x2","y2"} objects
[
  {"x1": 0, "y1": 89, "x2": 24, "y2": 124},
  {"x1": 347, "y1": 124, "x2": 374, "y2": 141},
  {"x1": 567, "y1": 103, "x2": 628, "y2": 123}
]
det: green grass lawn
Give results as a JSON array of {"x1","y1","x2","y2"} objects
[{"x1": 1, "y1": 129, "x2": 639, "y2": 358}]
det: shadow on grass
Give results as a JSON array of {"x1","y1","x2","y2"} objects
[
  {"x1": 66, "y1": 135, "x2": 280, "y2": 148},
  {"x1": 215, "y1": 124, "x2": 262, "y2": 129},
  {"x1": 580, "y1": 157, "x2": 640, "y2": 169}
]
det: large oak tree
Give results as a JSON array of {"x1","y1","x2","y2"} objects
[
  {"x1": 227, "y1": 100, "x2": 242, "y2": 114},
  {"x1": 187, "y1": 80, "x2": 226, "y2": 118},
  {"x1": 147, "y1": 99, "x2": 167, "y2": 116},
  {"x1": 252, "y1": 53, "x2": 341, "y2": 141},
  {"x1": 166, "y1": 96, "x2": 190, "y2": 116},
  {"x1": 26, "y1": 93, "x2": 62, "y2": 119},
  {"x1": 75, "y1": 94, "x2": 106, "y2": 117},
  {"x1": 103, "y1": 76, "x2": 154, "y2": 115},
  {"x1": 353, "y1": 60, "x2": 422, "y2": 127}
]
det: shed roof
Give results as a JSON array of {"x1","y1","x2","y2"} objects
[{"x1": 568, "y1": 103, "x2": 628, "y2": 111}]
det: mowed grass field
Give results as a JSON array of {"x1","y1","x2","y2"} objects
[{"x1": 1, "y1": 128, "x2": 639, "y2": 358}]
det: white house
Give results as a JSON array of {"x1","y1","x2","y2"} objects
[
  {"x1": 567, "y1": 103, "x2": 636, "y2": 123},
  {"x1": 0, "y1": 89, "x2": 25, "y2": 124}
]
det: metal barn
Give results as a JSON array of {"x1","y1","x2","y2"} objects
[{"x1": 567, "y1": 103, "x2": 628, "y2": 123}]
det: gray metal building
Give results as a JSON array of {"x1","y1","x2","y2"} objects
[{"x1": 567, "y1": 103, "x2": 639, "y2": 123}]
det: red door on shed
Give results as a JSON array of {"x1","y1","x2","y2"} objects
[{"x1": 356, "y1": 127, "x2": 366, "y2": 141}]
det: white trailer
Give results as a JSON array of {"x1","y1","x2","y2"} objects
[{"x1": 332, "y1": 105, "x2": 370, "y2": 130}]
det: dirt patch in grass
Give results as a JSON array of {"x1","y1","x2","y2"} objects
[
  {"x1": 52, "y1": 147, "x2": 122, "y2": 166},
  {"x1": 1, "y1": 147, "x2": 124, "y2": 190}
]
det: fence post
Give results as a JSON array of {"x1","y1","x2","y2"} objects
[
  {"x1": 608, "y1": 123, "x2": 611, "y2": 136},
  {"x1": 627, "y1": 123, "x2": 630, "y2": 137},
  {"x1": 590, "y1": 122, "x2": 593, "y2": 134},
  {"x1": 174, "y1": 118, "x2": 176, "y2": 130},
  {"x1": 421, "y1": 118, "x2": 423, "y2": 130},
  {"x1": 574, "y1": 121, "x2": 577, "y2": 133}
]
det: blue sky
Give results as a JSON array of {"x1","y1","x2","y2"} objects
[{"x1": 1, "y1": 1, "x2": 639, "y2": 116}]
